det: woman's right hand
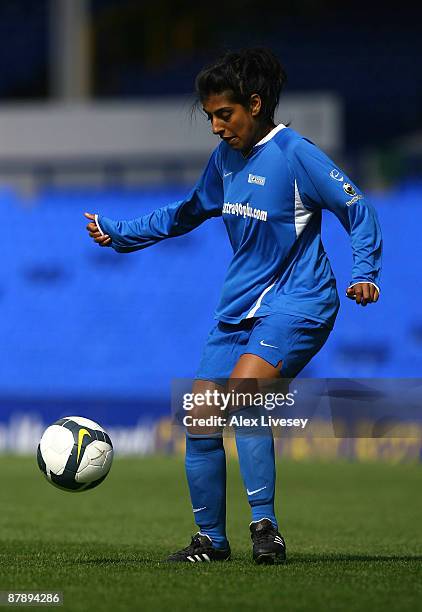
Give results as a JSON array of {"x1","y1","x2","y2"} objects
[{"x1": 84, "y1": 212, "x2": 112, "y2": 247}]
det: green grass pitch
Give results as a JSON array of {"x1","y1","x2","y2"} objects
[{"x1": 0, "y1": 455, "x2": 421, "y2": 611}]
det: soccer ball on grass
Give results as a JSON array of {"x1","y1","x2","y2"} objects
[{"x1": 37, "y1": 416, "x2": 113, "y2": 492}]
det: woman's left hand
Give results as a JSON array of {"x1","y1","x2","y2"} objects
[
  {"x1": 346, "y1": 283, "x2": 379, "y2": 306},
  {"x1": 84, "y1": 212, "x2": 112, "y2": 247}
]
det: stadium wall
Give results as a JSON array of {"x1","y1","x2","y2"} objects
[{"x1": 0, "y1": 95, "x2": 342, "y2": 191}]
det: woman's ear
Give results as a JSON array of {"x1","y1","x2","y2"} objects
[{"x1": 250, "y1": 93, "x2": 262, "y2": 117}]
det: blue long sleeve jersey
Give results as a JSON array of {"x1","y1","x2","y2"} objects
[{"x1": 98, "y1": 125, "x2": 382, "y2": 329}]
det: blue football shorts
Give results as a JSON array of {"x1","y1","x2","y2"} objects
[{"x1": 195, "y1": 313, "x2": 331, "y2": 382}]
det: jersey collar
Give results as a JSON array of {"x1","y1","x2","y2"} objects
[{"x1": 253, "y1": 123, "x2": 287, "y2": 148}]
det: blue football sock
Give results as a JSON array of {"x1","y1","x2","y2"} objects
[
  {"x1": 234, "y1": 416, "x2": 278, "y2": 528},
  {"x1": 185, "y1": 435, "x2": 228, "y2": 549}
]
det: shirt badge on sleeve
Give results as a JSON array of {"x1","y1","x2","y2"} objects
[
  {"x1": 343, "y1": 182, "x2": 363, "y2": 205},
  {"x1": 330, "y1": 168, "x2": 344, "y2": 181},
  {"x1": 343, "y1": 183, "x2": 356, "y2": 196}
]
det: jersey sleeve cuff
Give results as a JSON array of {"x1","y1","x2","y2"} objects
[{"x1": 94, "y1": 214, "x2": 105, "y2": 236}]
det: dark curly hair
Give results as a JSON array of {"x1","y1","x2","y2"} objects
[{"x1": 195, "y1": 48, "x2": 287, "y2": 122}]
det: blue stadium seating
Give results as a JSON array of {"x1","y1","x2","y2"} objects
[{"x1": 1, "y1": 184, "x2": 420, "y2": 411}]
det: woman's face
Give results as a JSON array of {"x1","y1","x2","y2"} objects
[{"x1": 202, "y1": 92, "x2": 265, "y2": 154}]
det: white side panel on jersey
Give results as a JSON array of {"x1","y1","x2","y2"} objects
[
  {"x1": 246, "y1": 181, "x2": 313, "y2": 319},
  {"x1": 245, "y1": 282, "x2": 275, "y2": 319},
  {"x1": 294, "y1": 180, "x2": 313, "y2": 238}
]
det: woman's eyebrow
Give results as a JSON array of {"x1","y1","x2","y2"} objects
[{"x1": 203, "y1": 107, "x2": 233, "y2": 115}]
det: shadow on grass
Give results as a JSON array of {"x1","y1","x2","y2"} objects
[
  {"x1": 288, "y1": 553, "x2": 422, "y2": 564},
  {"x1": 2, "y1": 543, "x2": 421, "y2": 567},
  {"x1": 71, "y1": 552, "x2": 422, "y2": 566}
]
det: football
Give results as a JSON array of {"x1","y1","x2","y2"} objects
[{"x1": 37, "y1": 416, "x2": 113, "y2": 492}]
